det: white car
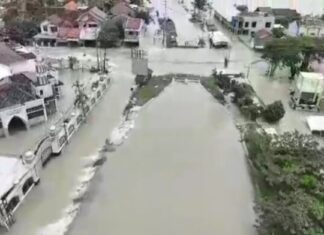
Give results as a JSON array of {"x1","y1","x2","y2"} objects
[{"x1": 209, "y1": 31, "x2": 231, "y2": 48}]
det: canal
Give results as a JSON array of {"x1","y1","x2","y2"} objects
[{"x1": 69, "y1": 82, "x2": 256, "y2": 235}]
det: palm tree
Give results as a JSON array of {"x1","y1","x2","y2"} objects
[{"x1": 73, "y1": 80, "x2": 89, "y2": 119}]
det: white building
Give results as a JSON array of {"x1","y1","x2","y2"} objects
[
  {"x1": 233, "y1": 11, "x2": 275, "y2": 36},
  {"x1": 78, "y1": 7, "x2": 107, "y2": 43},
  {"x1": 0, "y1": 152, "x2": 41, "y2": 229},
  {"x1": 299, "y1": 17, "x2": 324, "y2": 38},
  {"x1": 0, "y1": 44, "x2": 61, "y2": 137},
  {"x1": 290, "y1": 72, "x2": 324, "y2": 111}
]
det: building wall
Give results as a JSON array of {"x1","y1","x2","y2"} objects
[
  {"x1": 33, "y1": 83, "x2": 54, "y2": 99},
  {"x1": 79, "y1": 21, "x2": 100, "y2": 41},
  {"x1": 40, "y1": 21, "x2": 58, "y2": 36},
  {"x1": 235, "y1": 14, "x2": 275, "y2": 36},
  {"x1": 0, "y1": 98, "x2": 47, "y2": 137},
  {"x1": 299, "y1": 25, "x2": 324, "y2": 37}
]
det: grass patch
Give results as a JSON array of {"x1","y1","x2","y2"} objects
[{"x1": 200, "y1": 77, "x2": 225, "y2": 104}]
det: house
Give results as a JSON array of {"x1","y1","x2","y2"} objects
[
  {"x1": 299, "y1": 17, "x2": 324, "y2": 38},
  {"x1": 0, "y1": 44, "x2": 61, "y2": 137},
  {"x1": 78, "y1": 7, "x2": 107, "y2": 44},
  {"x1": 289, "y1": 72, "x2": 324, "y2": 111},
  {"x1": 124, "y1": 17, "x2": 143, "y2": 44},
  {"x1": 232, "y1": 11, "x2": 275, "y2": 36},
  {"x1": 110, "y1": 1, "x2": 135, "y2": 17},
  {"x1": 255, "y1": 7, "x2": 301, "y2": 26},
  {"x1": 251, "y1": 29, "x2": 273, "y2": 50},
  {"x1": 34, "y1": 5, "x2": 106, "y2": 46}
]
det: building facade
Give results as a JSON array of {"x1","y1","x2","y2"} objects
[
  {"x1": 34, "y1": 6, "x2": 107, "y2": 46},
  {"x1": 232, "y1": 12, "x2": 275, "y2": 36},
  {"x1": 0, "y1": 44, "x2": 61, "y2": 137}
]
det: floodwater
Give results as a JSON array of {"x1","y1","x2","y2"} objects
[
  {"x1": 69, "y1": 82, "x2": 256, "y2": 235},
  {"x1": 0, "y1": 62, "x2": 134, "y2": 235}
]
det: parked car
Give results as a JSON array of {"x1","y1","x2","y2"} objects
[
  {"x1": 209, "y1": 31, "x2": 230, "y2": 48},
  {"x1": 206, "y1": 19, "x2": 217, "y2": 31}
]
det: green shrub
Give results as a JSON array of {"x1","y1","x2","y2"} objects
[
  {"x1": 262, "y1": 101, "x2": 285, "y2": 123},
  {"x1": 301, "y1": 175, "x2": 317, "y2": 189},
  {"x1": 241, "y1": 104, "x2": 262, "y2": 121}
]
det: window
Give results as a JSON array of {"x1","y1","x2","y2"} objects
[
  {"x1": 50, "y1": 26, "x2": 57, "y2": 33},
  {"x1": 244, "y1": 22, "x2": 249, "y2": 28},
  {"x1": 43, "y1": 25, "x2": 48, "y2": 32},
  {"x1": 88, "y1": 23, "x2": 98, "y2": 28},
  {"x1": 22, "y1": 178, "x2": 34, "y2": 195},
  {"x1": 265, "y1": 22, "x2": 272, "y2": 28},
  {"x1": 40, "y1": 90, "x2": 43, "y2": 96},
  {"x1": 251, "y1": 22, "x2": 257, "y2": 28},
  {"x1": 27, "y1": 110, "x2": 44, "y2": 119},
  {"x1": 238, "y1": 21, "x2": 243, "y2": 29}
]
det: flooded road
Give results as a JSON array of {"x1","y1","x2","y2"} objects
[
  {"x1": 1, "y1": 64, "x2": 134, "y2": 235},
  {"x1": 69, "y1": 82, "x2": 256, "y2": 235}
]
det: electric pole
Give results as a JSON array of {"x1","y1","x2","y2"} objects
[{"x1": 162, "y1": 0, "x2": 167, "y2": 47}]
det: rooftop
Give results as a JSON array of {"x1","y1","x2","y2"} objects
[
  {"x1": 110, "y1": 1, "x2": 135, "y2": 17},
  {"x1": 0, "y1": 42, "x2": 25, "y2": 66},
  {"x1": 0, "y1": 73, "x2": 36, "y2": 109},
  {"x1": 240, "y1": 11, "x2": 273, "y2": 17},
  {"x1": 125, "y1": 17, "x2": 143, "y2": 31},
  {"x1": 0, "y1": 156, "x2": 29, "y2": 198}
]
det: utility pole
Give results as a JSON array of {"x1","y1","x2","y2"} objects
[{"x1": 162, "y1": 0, "x2": 167, "y2": 47}]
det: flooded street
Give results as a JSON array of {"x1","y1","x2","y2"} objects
[
  {"x1": 1, "y1": 63, "x2": 134, "y2": 235},
  {"x1": 69, "y1": 82, "x2": 255, "y2": 235},
  {"x1": 2, "y1": 0, "x2": 321, "y2": 233}
]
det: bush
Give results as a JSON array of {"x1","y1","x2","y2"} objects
[
  {"x1": 232, "y1": 83, "x2": 253, "y2": 103},
  {"x1": 237, "y1": 96, "x2": 253, "y2": 107},
  {"x1": 262, "y1": 101, "x2": 285, "y2": 123},
  {"x1": 241, "y1": 104, "x2": 263, "y2": 121}
]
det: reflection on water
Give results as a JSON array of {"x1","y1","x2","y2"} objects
[{"x1": 70, "y1": 82, "x2": 256, "y2": 235}]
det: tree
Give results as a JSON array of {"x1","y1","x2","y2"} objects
[
  {"x1": 68, "y1": 56, "x2": 78, "y2": 70},
  {"x1": 5, "y1": 20, "x2": 39, "y2": 44},
  {"x1": 272, "y1": 27, "x2": 285, "y2": 38},
  {"x1": 193, "y1": 0, "x2": 206, "y2": 11},
  {"x1": 262, "y1": 38, "x2": 302, "y2": 78},
  {"x1": 73, "y1": 80, "x2": 89, "y2": 118},
  {"x1": 244, "y1": 128, "x2": 324, "y2": 235},
  {"x1": 98, "y1": 20, "x2": 120, "y2": 47},
  {"x1": 262, "y1": 100, "x2": 285, "y2": 123},
  {"x1": 135, "y1": 10, "x2": 150, "y2": 24}
]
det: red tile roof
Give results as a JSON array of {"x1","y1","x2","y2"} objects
[
  {"x1": 111, "y1": 1, "x2": 135, "y2": 17},
  {"x1": 125, "y1": 18, "x2": 143, "y2": 31},
  {"x1": 57, "y1": 27, "x2": 80, "y2": 39},
  {"x1": 256, "y1": 29, "x2": 272, "y2": 39}
]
